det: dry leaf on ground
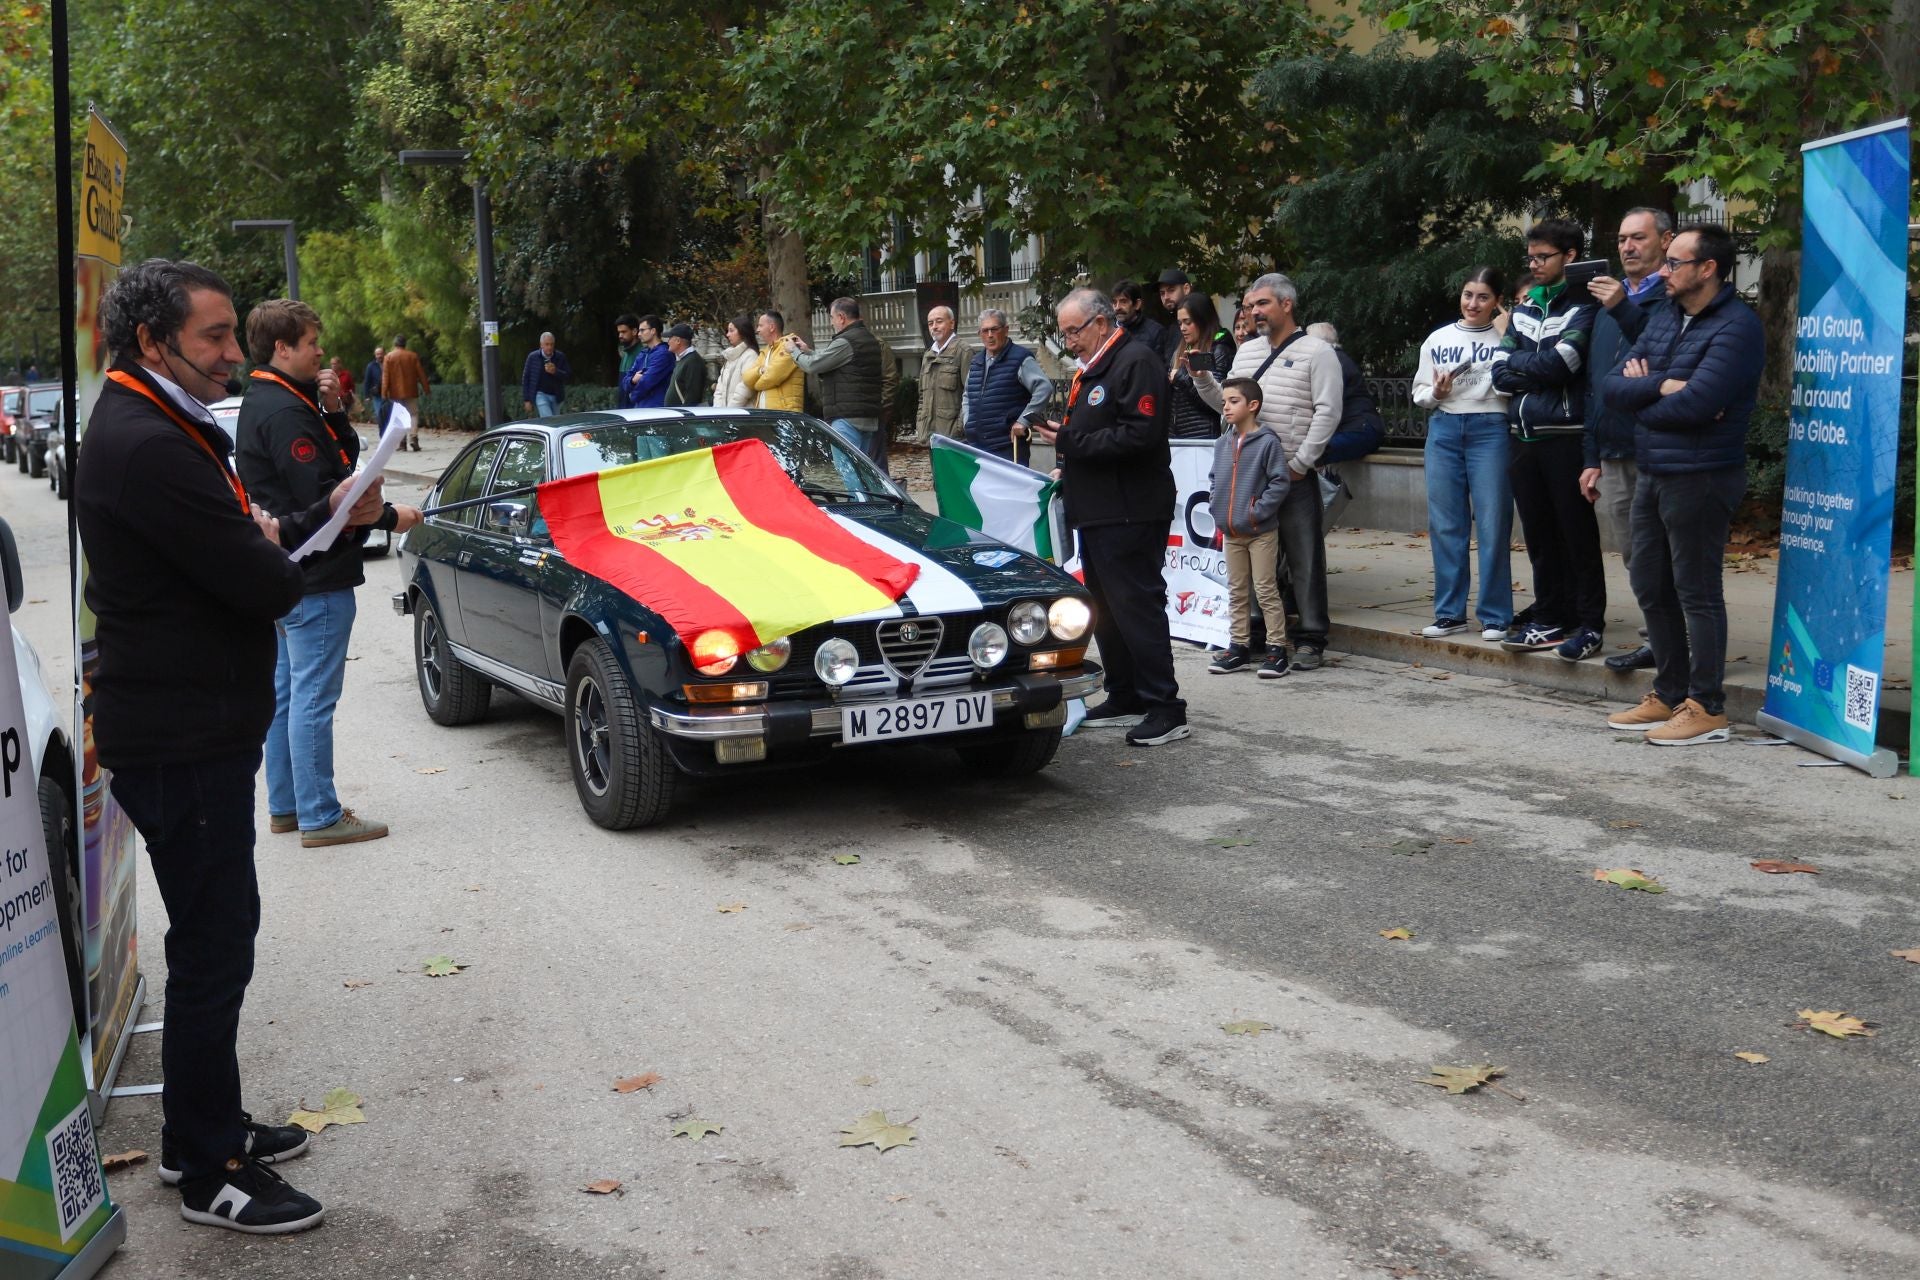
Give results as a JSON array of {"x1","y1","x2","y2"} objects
[
  {"x1": 1751, "y1": 860, "x2": 1819, "y2": 875},
  {"x1": 839, "y1": 1111, "x2": 918, "y2": 1152},
  {"x1": 854, "y1": 1075, "x2": 879, "y2": 1087},
  {"x1": 1416, "y1": 1064, "x2": 1507, "y2": 1095},
  {"x1": 1733, "y1": 1051, "x2": 1770, "y2": 1064},
  {"x1": 1221, "y1": 1019, "x2": 1275, "y2": 1036},
  {"x1": 1889, "y1": 948, "x2": 1920, "y2": 963},
  {"x1": 673, "y1": 1119, "x2": 724, "y2": 1141},
  {"x1": 832, "y1": 854, "x2": 861, "y2": 865},
  {"x1": 886, "y1": 1193, "x2": 911, "y2": 1203},
  {"x1": 783, "y1": 922, "x2": 814, "y2": 932},
  {"x1": 581, "y1": 1179, "x2": 623, "y2": 1195},
  {"x1": 1607, "y1": 819, "x2": 1643, "y2": 830},
  {"x1": 101, "y1": 1150, "x2": 147, "y2": 1172},
  {"x1": 342, "y1": 980, "x2": 372, "y2": 989},
  {"x1": 288, "y1": 1087, "x2": 366, "y2": 1133},
  {"x1": 415, "y1": 766, "x2": 446, "y2": 775},
  {"x1": 612, "y1": 1072, "x2": 663, "y2": 1093},
  {"x1": 1446, "y1": 838, "x2": 1474, "y2": 845},
  {"x1": 1379, "y1": 927, "x2": 1414, "y2": 941},
  {"x1": 716, "y1": 902, "x2": 747, "y2": 914},
  {"x1": 423, "y1": 955, "x2": 467, "y2": 976},
  {"x1": 1794, "y1": 1009, "x2": 1876, "y2": 1039},
  {"x1": 1593, "y1": 868, "x2": 1666, "y2": 893}
]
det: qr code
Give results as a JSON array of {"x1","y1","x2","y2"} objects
[
  {"x1": 46, "y1": 1100, "x2": 105, "y2": 1242},
  {"x1": 1843, "y1": 664, "x2": 1878, "y2": 734}
]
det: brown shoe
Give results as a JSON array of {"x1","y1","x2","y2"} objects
[
  {"x1": 301, "y1": 809, "x2": 390, "y2": 847},
  {"x1": 1646, "y1": 699, "x2": 1730, "y2": 746},
  {"x1": 269, "y1": 813, "x2": 298, "y2": 834},
  {"x1": 1606, "y1": 692, "x2": 1673, "y2": 731}
]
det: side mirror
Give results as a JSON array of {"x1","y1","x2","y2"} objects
[
  {"x1": 485, "y1": 501, "x2": 531, "y2": 536},
  {"x1": 0, "y1": 518, "x2": 22, "y2": 613}
]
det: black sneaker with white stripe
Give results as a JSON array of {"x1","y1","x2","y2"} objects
[
  {"x1": 1125, "y1": 708, "x2": 1191, "y2": 747},
  {"x1": 160, "y1": 1113, "x2": 310, "y2": 1185},
  {"x1": 178, "y1": 1157, "x2": 325, "y2": 1234}
]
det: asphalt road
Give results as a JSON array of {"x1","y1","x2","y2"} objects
[{"x1": 6, "y1": 460, "x2": 1918, "y2": 1279}]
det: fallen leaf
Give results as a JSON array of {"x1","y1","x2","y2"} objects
[
  {"x1": 1447, "y1": 837, "x2": 1474, "y2": 845},
  {"x1": 1114, "y1": 760, "x2": 1138, "y2": 768},
  {"x1": 1221, "y1": 1019, "x2": 1275, "y2": 1036},
  {"x1": 854, "y1": 1075, "x2": 879, "y2": 1087},
  {"x1": 839, "y1": 1110, "x2": 918, "y2": 1152},
  {"x1": 1607, "y1": 819, "x2": 1643, "y2": 830},
  {"x1": 1733, "y1": 1051, "x2": 1770, "y2": 1064},
  {"x1": 423, "y1": 955, "x2": 467, "y2": 976},
  {"x1": 1379, "y1": 927, "x2": 1414, "y2": 941},
  {"x1": 342, "y1": 979, "x2": 372, "y2": 989},
  {"x1": 415, "y1": 766, "x2": 446, "y2": 775},
  {"x1": 1593, "y1": 868, "x2": 1666, "y2": 893},
  {"x1": 288, "y1": 1087, "x2": 366, "y2": 1133},
  {"x1": 832, "y1": 854, "x2": 861, "y2": 865},
  {"x1": 716, "y1": 902, "x2": 747, "y2": 914},
  {"x1": 580, "y1": 1179, "x2": 624, "y2": 1195},
  {"x1": 1751, "y1": 860, "x2": 1819, "y2": 875},
  {"x1": 783, "y1": 922, "x2": 814, "y2": 932},
  {"x1": 1212, "y1": 836, "x2": 1254, "y2": 848},
  {"x1": 101, "y1": 1150, "x2": 147, "y2": 1172},
  {"x1": 1794, "y1": 1009, "x2": 1876, "y2": 1039},
  {"x1": 464, "y1": 884, "x2": 486, "y2": 892},
  {"x1": 886, "y1": 1193, "x2": 911, "y2": 1203},
  {"x1": 613, "y1": 1072, "x2": 663, "y2": 1093},
  {"x1": 1416, "y1": 1064, "x2": 1507, "y2": 1095},
  {"x1": 1431, "y1": 673, "x2": 1452, "y2": 681},
  {"x1": 1889, "y1": 948, "x2": 1920, "y2": 963}
]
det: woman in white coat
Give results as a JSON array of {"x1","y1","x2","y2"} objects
[{"x1": 712, "y1": 313, "x2": 759, "y2": 409}]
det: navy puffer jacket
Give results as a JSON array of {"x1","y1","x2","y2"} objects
[{"x1": 1599, "y1": 283, "x2": 1763, "y2": 475}]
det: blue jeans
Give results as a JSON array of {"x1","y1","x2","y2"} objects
[
  {"x1": 535, "y1": 391, "x2": 561, "y2": 417},
  {"x1": 828, "y1": 418, "x2": 889, "y2": 473},
  {"x1": 366, "y1": 395, "x2": 382, "y2": 425},
  {"x1": 1424, "y1": 411, "x2": 1513, "y2": 628},
  {"x1": 265, "y1": 588, "x2": 357, "y2": 829}
]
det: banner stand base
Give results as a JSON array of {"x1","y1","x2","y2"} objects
[
  {"x1": 58, "y1": 1204, "x2": 126, "y2": 1280},
  {"x1": 88, "y1": 974, "x2": 146, "y2": 1124},
  {"x1": 1756, "y1": 711, "x2": 1900, "y2": 778}
]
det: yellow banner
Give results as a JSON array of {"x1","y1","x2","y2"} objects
[{"x1": 77, "y1": 110, "x2": 127, "y2": 265}]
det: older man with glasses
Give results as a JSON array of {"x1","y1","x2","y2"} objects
[{"x1": 961, "y1": 308, "x2": 1052, "y2": 465}]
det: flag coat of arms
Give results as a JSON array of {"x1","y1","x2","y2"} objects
[
  {"x1": 537, "y1": 439, "x2": 918, "y2": 651},
  {"x1": 928, "y1": 435, "x2": 1064, "y2": 561}
]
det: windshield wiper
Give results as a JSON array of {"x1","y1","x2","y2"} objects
[{"x1": 796, "y1": 479, "x2": 905, "y2": 506}]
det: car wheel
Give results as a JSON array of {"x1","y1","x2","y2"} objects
[
  {"x1": 413, "y1": 594, "x2": 491, "y2": 725},
  {"x1": 1, "y1": 437, "x2": 12, "y2": 463},
  {"x1": 38, "y1": 775, "x2": 87, "y2": 1035},
  {"x1": 956, "y1": 725, "x2": 1062, "y2": 778},
  {"x1": 26, "y1": 442, "x2": 44, "y2": 478},
  {"x1": 565, "y1": 638, "x2": 675, "y2": 830}
]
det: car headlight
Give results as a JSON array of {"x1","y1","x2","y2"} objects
[
  {"x1": 1048, "y1": 597, "x2": 1091, "y2": 641},
  {"x1": 968, "y1": 622, "x2": 1009, "y2": 670},
  {"x1": 746, "y1": 636, "x2": 791, "y2": 673},
  {"x1": 691, "y1": 629, "x2": 740, "y2": 676},
  {"x1": 1008, "y1": 600, "x2": 1049, "y2": 646},
  {"x1": 814, "y1": 637, "x2": 860, "y2": 686}
]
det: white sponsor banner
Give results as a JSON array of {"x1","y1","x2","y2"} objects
[{"x1": 1164, "y1": 441, "x2": 1230, "y2": 646}]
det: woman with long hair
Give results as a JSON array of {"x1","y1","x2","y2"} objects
[
  {"x1": 1167, "y1": 291, "x2": 1237, "y2": 439},
  {"x1": 712, "y1": 312, "x2": 759, "y2": 408},
  {"x1": 1412, "y1": 266, "x2": 1513, "y2": 641}
]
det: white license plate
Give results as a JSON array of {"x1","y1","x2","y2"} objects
[{"x1": 841, "y1": 691, "x2": 993, "y2": 744}]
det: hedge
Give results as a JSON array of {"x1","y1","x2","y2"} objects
[{"x1": 412, "y1": 382, "x2": 621, "y2": 432}]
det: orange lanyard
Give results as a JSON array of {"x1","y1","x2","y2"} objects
[
  {"x1": 1065, "y1": 328, "x2": 1125, "y2": 413},
  {"x1": 106, "y1": 369, "x2": 250, "y2": 514},
  {"x1": 251, "y1": 369, "x2": 352, "y2": 468}
]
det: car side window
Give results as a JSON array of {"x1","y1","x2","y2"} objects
[
  {"x1": 488, "y1": 437, "x2": 549, "y2": 539},
  {"x1": 436, "y1": 439, "x2": 502, "y2": 528}
]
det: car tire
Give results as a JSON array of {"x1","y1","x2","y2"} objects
[
  {"x1": 956, "y1": 725, "x2": 1062, "y2": 777},
  {"x1": 1, "y1": 437, "x2": 12, "y2": 463},
  {"x1": 413, "y1": 594, "x2": 491, "y2": 726},
  {"x1": 27, "y1": 442, "x2": 44, "y2": 479},
  {"x1": 565, "y1": 638, "x2": 675, "y2": 830},
  {"x1": 38, "y1": 775, "x2": 87, "y2": 1036}
]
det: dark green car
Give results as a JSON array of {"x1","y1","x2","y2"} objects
[{"x1": 394, "y1": 407, "x2": 1102, "y2": 829}]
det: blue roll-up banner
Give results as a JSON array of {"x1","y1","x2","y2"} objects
[{"x1": 1757, "y1": 118, "x2": 1910, "y2": 777}]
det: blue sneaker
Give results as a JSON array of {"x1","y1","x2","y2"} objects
[
  {"x1": 1501, "y1": 621, "x2": 1565, "y2": 652},
  {"x1": 1555, "y1": 626, "x2": 1604, "y2": 662}
]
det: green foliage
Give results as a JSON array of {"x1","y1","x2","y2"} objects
[
  {"x1": 0, "y1": 3, "x2": 58, "y2": 371},
  {"x1": 415, "y1": 383, "x2": 620, "y2": 432}
]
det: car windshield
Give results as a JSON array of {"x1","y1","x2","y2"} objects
[
  {"x1": 29, "y1": 388, "x2": 60, "y2": 416},
  {"x1": 2, "y1": 390, "x2": 22, "y2": 415},
  {"x1": 559, "y1": 414, "x2": 902, "y2": 504}
]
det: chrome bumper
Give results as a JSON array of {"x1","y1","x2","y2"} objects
[{"x1": 647, "y1": 668, "x2": 1104, "y2": 742}]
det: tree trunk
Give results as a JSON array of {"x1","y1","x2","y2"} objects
[
  {"x1": 762, "y1": 183, "x2": 811, "y2": 347},
  {"x1": 1890, "y1": 0, "x2": 1919, "y2": 102},
  {"x1": 1754, "y1": 198, "x2": 1801, "y2": 406}
]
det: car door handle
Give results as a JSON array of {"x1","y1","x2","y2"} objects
[{"x1": 457, "y1": 550, "x2": 473, "y2": 567}]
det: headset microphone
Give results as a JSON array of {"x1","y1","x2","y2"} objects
[{"x1": 163, "y1": 339, "x2": 229, "y2": 389}]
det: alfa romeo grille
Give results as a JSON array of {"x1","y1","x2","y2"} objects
[{"x1": 876, "y1": 617, "x2": 944, "y2": 680}]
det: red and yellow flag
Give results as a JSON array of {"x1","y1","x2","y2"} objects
[{"x1": 538, "y1": 439, "x2": 918, "y2": 652}]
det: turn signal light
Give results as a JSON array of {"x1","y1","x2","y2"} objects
[
  {"x1": 682, "y1": 681, "x2": 769, "y2": 703},
  {"x1": 1028, "y1": 646, "x2": 1087, "y2": 671}
]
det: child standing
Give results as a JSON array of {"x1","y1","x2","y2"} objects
[{"x1": 1206, "y1": 377, "x2": 1294, "y2": 678}]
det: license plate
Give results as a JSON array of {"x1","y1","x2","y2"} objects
[{"x1": 841, "y1": 691, "x2": 993, "y2": 744}]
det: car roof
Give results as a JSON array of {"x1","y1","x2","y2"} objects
[{"x1": 482, "y1": 406, "x2": 803, "y2": 439}]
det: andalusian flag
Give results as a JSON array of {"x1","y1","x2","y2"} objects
[
  {"x1": 539, "y1": 439, "x2": 918, "y2": 651},
  {"x1": 928, "y1": 435, "x2": 1063, "y2": 561}
]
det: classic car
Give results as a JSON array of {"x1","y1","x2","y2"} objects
[{"x1": 393, "y1": 407, "x2": 1103, "y2": 829}]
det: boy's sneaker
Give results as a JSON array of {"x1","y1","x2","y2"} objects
[
  {"x1": 1480, "y1": 625, "x2": 1509, "y2": 642},
  {"x1": 178, "y1": 1157, "x2": 325, "y2": 1235},
  {"x1": 1125, "y1": 709, "x2": 1191, "y2": 747},
  {"x1": 1257, "y1": 647, "x2": 1291, "y2": 679},
  {"x1": 1080, "y1": 698, "x2": 1147, "y2": 728},
  {"x1": 160, "y1": 1113, "x2": 311, "y2": 1185},
  {"x1": 1421, "y1": 618, "x2": 1468, "y2": 638},
  {"x1": 1501, "y1": 621, "x2": 1564, "y2": 652},
  {"x1": 1555, "y1": 626, "x2": 1604, "y2": 662},
  {"x1": 1208, "y1": 645, "x2": 1253, "y2": 674},
  {"x1": 1646, "y1": 698, "x2": 1730, "y2": 746},
  {"x1": 1292, "y1": 644, "x2": 1325, "y2": 671}
]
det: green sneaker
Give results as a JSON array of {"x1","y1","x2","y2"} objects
[{"x1": 301, "y1": 809, "x2": 390, "y2": 848}]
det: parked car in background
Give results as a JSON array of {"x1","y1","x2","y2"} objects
[
  {"x1": 15, "y1": 384, "x2": 61, "y2": 478},
  {"x1": 0, "y1": 385, "x2": 24, "y2": 464}
]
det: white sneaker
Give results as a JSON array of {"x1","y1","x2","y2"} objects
[{"x1": 1481, "y1": 626, "x2": 1507, "y2": 641}]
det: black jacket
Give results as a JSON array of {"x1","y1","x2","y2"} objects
[
  {"x1": 75, "y1": 362, "x2": 335, "y2": 767},
  {"x1": 1168, "y1": 331, "x2": 1236, "y2": 439},
  {"x1": 1056, "y1": 329, "x2": 1175, "y2": 529},
  {"x1": 1584, "y1": 282, "x2": 1667, "y2": 466},
  {"x1": 235, "y1": 367, "x2": 377, "y2": 595},
  {"x1": 1601, "y1": 283, "x2": 1763, "y2": 475},
  {"x1": 666, "y1": 349, "x2": 711, "y2": 407},
  {"x1": 1491, "y1": 282, "x2": 1597, "y2": 439}
]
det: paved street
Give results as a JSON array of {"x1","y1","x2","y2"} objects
[{"x1": 6, "y1": 459, "x2": 1919, "y2": 1279}]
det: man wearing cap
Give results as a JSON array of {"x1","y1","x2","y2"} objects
[
  {"x1": 663, "y1": 324, "x2": 711, "y2": 406},
  {"x1": 1156, "y1": 269, "x2": 1191, "y2": 362}
]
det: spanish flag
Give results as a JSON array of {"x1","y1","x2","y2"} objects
[{"x1": 538, "y1": 439, "x2": 919, "y2": 652}]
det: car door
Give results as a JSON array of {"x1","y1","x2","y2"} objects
[
  {"x1": 451, "y1": 434, "x2": 556, "y2": 684},
  {"x1": 418, "y1": 437, "x2": 503, "y2": 647}
]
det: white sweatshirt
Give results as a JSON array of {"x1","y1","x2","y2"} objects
[{"x1": 1411, "y1": 320, "x2": 1507, "y2": 415}]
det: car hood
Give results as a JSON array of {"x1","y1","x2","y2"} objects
[{"x1": 829, "y1": 502, "x2": 1080, "y2": 614}]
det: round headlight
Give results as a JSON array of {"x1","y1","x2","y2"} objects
[
  {"x1": 691, "y1": 629, "x2": 740, "y2": 676},
  {"x1": 746, "y1": 636, "x2": 791, "y2": 673},
  {"x1": 813, "y1": 637, "x2": 860, "y2": 686},
  {"x1": 1008, "y1": 600, "x2": 1049, "y2": 646},
  {"x1": 1048, "y1": 597, "x2": 1091, "y2": 641},
  {"x1": 967, "y1": 622, "x2": 1009, "y2": 670}
]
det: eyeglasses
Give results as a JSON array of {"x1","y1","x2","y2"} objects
[
  {"x1": 1060, "y1": 316, "x2": 1104, "y2": 340},
  {"x1": 1523, "y1": 251, "x2": 1566, "y2": 265},
  {"x1": 1662, "y1": 257, "x2": 1702, "y2": 271},
  {"x1": 978, "y1": 324, "x2": 1006, "y2": 335}
]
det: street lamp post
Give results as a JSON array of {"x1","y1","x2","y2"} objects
[
  {"x1": 399, "y1": 149, "x2": 503, "y2": 428},
  {"x1": 231, "y1": 219, "x2": 299, "y2": 299}
]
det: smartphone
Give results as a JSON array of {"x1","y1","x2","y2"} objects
[
  {"x1": 1446, "y1": 359, "x2": 1472, "y2": 378},
  {"x1": 1185, "y1": 350, "x2": 1213, "y2": 375},
  {"x1": 1563, "y1": 257, "x2": 1607, "y2": 300}
]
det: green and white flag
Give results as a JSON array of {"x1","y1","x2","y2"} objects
[{"x1": 929, "y1": 436, "x2": 1064, "y2": 561}]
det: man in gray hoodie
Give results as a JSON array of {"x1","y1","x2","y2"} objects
[{"x1": 1206, "y1": 376, "x2": 1294, "y2": 678}]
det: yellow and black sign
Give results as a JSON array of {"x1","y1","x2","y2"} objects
[{"x1": 77, "y1": 110, "x2": 127, "y2": 265}]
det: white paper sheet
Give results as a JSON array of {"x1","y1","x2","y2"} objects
[{"x1": 291, "y1": 403, "x2": 411, "y2": 561}]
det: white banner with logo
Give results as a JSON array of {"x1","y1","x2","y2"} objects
[{"x1": 1163, "y1": 440, "x2": 1230, "y2": 646}]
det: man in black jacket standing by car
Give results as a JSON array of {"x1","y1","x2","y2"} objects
[
  {"x1": 76, "y1": 259, "x2": 387, "y2": 1234},
  {"x1": 236, "y1": 299, "x2": 420, "y2": 849},
  {"x1": 1033, "y1": 288, "x2": 1186, "y2": 747}
]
